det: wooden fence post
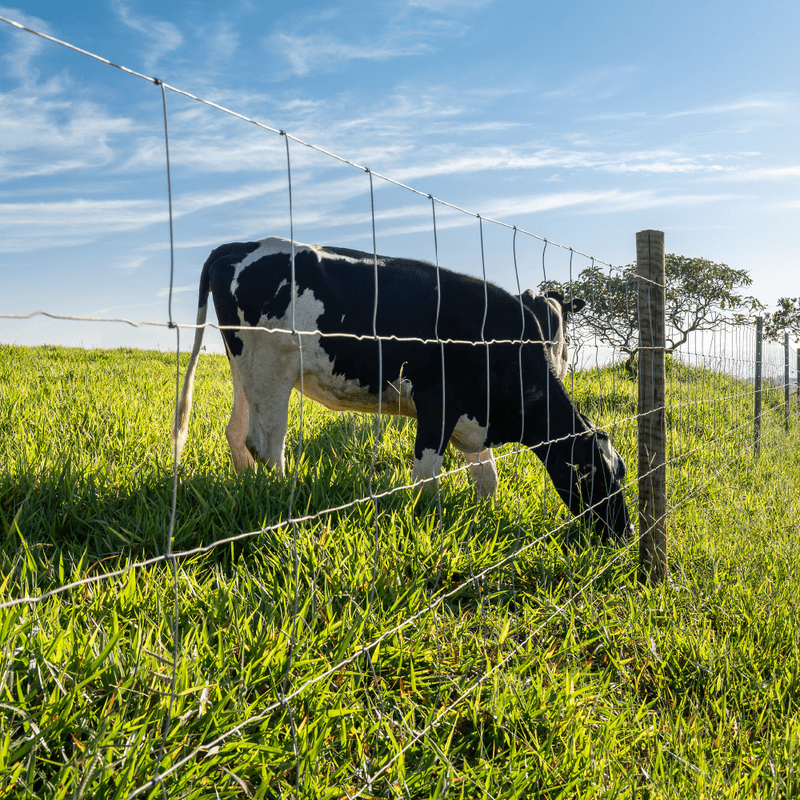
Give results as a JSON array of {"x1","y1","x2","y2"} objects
[
  {"x1": 636, "y1": 230, "x2": 667, "y2": 585},
  {"x1": 785, "y1": 333, "x2": 790, "y2": 431},
  {"x1": 754, "y1": 317, "x2": 763, "y2": 458}
]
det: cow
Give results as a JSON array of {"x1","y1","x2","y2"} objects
[{"x1": 172, "y1": 237, "x2": 634, "y2": 544}]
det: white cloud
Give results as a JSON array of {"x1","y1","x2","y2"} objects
[
  {"x1": 89, "y1": 299, "x2": 168, "y2": 315},
  {"x1": 111, "y1": 0, "x2": 183, "y2": 72},
  {"x1": 0, "y1": 174, "x2": 301, "y2": 253},
  {"x1": 541, "y1": 66, "x2": 639, "y2": 103},
  {"x1": 404, "y1": 0, "x2": 493, "y2": 10},
  {"x1": 267, "y1": 32, "x2": 432, "y2": 78},
  {"x1": 584, "y1": 111, "x2": 648, "y2": 122},
  {"x1": 437, "y1": 189, "x2": 738, "y2": 227},
  {"x1": 772, "y1": 199, "x2": 800, "y2": 211},
  {"x1": 157, "y1": 284, "x2": 196, "y2": 297},
  {"x1": 387, "y1": 146, "x2": 732, "y2": 182},
  {"x1": 350, "y1": 188, "x2": 741, "y2": 242},
  {"x1": 0, "y1": 7, "x2": 52, "y2": 85},
  {"x1": 0, "y1": 198, "x2": 165, "y2": 253},
  {"x1": 0, "y1": 198, "x2": 163, "y2": 229},
  {"x1": 0, "y1": 91, "x2": 137, "y2": 181},
  {"x1": 264, "y1": 0, "x2": 492, "y2": 79},
  {"x1": 664, "y1": 96, "x2": 792, "y2": 118},
  {"x1": 206, "y1": 19, "x2": 239, "y2": 60},
  {"x1": 171, "y1": 180, "x2": 284, "y2": 216},
  {"x1": 719, "y1": 165, "x2": 800, "y2": 181},
  {"x1": 119, "y1": 129, "x2": 288, "y2": 174}
]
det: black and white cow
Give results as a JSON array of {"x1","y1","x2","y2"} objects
[{"x1": 173, "y1": 237, "x2": 634, "y2": 544}]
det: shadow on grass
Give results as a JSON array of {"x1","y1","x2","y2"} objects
[{"x1": 1, "y1": 452, "x2": 633, "y2": 610}]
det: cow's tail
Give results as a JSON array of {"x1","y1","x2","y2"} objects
[{"x1": 171, "y1": 257, "x2": 212, "y2": 463}]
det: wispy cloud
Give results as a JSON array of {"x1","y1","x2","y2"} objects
[
  {"x1": 404, "y1": 0, "x2": 493, "y2": 10},
  {"x1": 205, "y1": 18, "x2": 239, "y2": 61},
  {"x1": 718, "y1": 165, "x2": 800, "y2": 181},
  {"x1": 389, "y1": 146, "x2": 732, "y2": 182},
  {"x1": 157, "y1": 284, "x2": 196, "y2": 297},
  {"x1": 111, "y1": 0, "x2": 183, "y2": 72},
  {"x1": 267, "y1": 32, "x2": 432, "y2": 78},
  {"x1": 0, "y1": 179, "x2": 286, "y2": 252},
  {"x1": 265, "y1": 0, "x2": 490, "y2": 78},
  {"x1": 0, "y1": 199, "x2": 166, "y2": 254},
  {"x1": 115, "y1": 255, "x2": 149, "y2": 272},
  {"x1": 584, "y1": 111, "x2": 648, "y2": 122},
  {"x1": 772, "y1": 199, "x2": 800, "y2": 211},
  {"x1": 664, "y1": 96, "x2": 792, "y2": 118},
  {"x1": 0, "y1": 91, "x2": 137, "y2": 182},
  {"x1": 541, "y1": 66, "x2": 639, "y2": 103},
  {"x1": 0, "y1": 7, "x2": 52, "y2": 85}
]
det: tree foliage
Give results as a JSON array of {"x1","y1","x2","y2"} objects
[
  {"x1": 764, "y1": 297, "x2": 800, "y2": 342},
  {"x1": 540, "y1": 254, "x2": 763, "y2": 369}
]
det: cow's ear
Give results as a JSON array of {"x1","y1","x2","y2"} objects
[
  {"x1": 517, "y1": 289, "x2": 537, "y2": 312},
  {"x1": 543, "y1": 290, "x2": 565, "y2": 306},
  {"x1": 566, "y1": 298, "x2": 586, "y2": 314}
]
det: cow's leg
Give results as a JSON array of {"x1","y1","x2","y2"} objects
[
  {"x1": 463, "y1": 448, "x2": 498, "y2": 498},
  {"x1": 242, "y1": 380, "x2": 294, "y2": 474},
  {"x1": 226, "y1": 354, "x2": 255, "y2": 474},
  {"x1": 228, "y1": 347, "x2": 296, "y2": 475},
  {"x1": 411, "y1": 395, "x2": 458, "y2": 491}
]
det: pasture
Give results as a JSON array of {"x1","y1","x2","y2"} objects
[{"x1": 1, "y1": 343, "x2": 800, "y2": 798}]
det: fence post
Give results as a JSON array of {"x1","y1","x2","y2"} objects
[
  {"x1": 636, "y1": 230, "x2": 667, "y2": 585},
  {"x1": 785, "y1": 333, "x2": 791, "y2": 431},
  {"x1": 754, "y1": 317, "x2": 762, "y2": 458}
]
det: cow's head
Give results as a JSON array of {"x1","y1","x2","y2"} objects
[
  {"x1": 541, "y1": 290, "x2": 586, "y2": 322},
  {"x1": 534, "y1": 412, "x2": 634, "y2": 545},
  {"x1": 570, "y1": 414, "x2": 633, "y2": 544},
  {"x1": 578, "y1": 412, "x2": 626, "y2": 483},
  {"x1": 516, "y1": 289, "x2": 586, "y2": 380}
]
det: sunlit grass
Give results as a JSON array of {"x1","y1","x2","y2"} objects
[{"x1": 1, "y1": 343, "x2": 800, "y2": 798}]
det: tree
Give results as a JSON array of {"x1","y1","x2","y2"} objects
[
  {"x1": 540, "y1": 254, "x2": 763, "y2": 373},
  {"x1": 764, "y1": 297, "x2": 800, "y2": 342}
]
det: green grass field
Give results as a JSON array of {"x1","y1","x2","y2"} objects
[{"x1": 1, "y1": 343, "x2": 800, "y2": 799}]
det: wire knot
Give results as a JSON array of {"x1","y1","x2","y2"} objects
[{"x1": 153, "y1": 78, "x2": 162, "y2": 86}]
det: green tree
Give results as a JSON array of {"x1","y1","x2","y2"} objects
[
  {"x1": 540, "y1": 254, "x2": 762, "y2": 372},
  {"x1": 764, "y1": 297, "x2": 800, "y2": 342}
]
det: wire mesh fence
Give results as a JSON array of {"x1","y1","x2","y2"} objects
[{"x1": 1, "y1": 14, "x2": 799, "y2": 798}]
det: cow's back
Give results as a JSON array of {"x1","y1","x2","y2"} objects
[{"x1": 207, "y1": 238, "x2": 545, "y2": 430}]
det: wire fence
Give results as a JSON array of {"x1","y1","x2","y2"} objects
[{"x1": 1, "y1": 14, "x2": 799, "y2": 798}]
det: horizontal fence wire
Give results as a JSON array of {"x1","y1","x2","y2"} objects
[{"x1": 2, "y1": 12, "x2": 799, "y2": 798}]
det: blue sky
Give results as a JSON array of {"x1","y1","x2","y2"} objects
[{"x1": 1, "y1": 0, "x2": 798, "y2": 351}]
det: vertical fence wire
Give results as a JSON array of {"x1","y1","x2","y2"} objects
[
  {"x1": 157, "y1": 77, "x2": 180, "y2": 799},
  {"x1": 462, "y1": 215, "x2": 490, "y2": 666},
  {"x1": 281, "y1": 131, "x2": 303, "y2": 798},
  {"x1": 428, "y1": 194, "x2": 446, "y2": 718},
  {"x1": 511, "y1": 227, "x2": 526, "y2": 597},
  {"x1": 363, "y1": 168, "x2": 388, "y2": 789}
]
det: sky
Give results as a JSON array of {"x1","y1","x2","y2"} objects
[{"x1": 1, "y1": 0, "x2": 798, "y2": 352}]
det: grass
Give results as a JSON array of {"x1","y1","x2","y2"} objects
[{"x1": 1, "y1": 342, "x2": 800, "y2": 798}]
